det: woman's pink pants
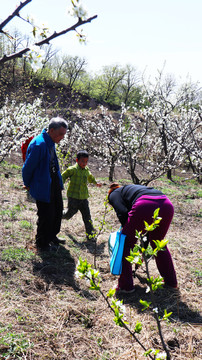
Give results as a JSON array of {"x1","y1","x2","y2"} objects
[{"x1": 119, "y1": 195, "x2": 177, "y2": 290}]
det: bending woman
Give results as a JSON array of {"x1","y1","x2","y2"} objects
[{"x1": 108, "y1": 183, "x2": 178, "y2": 293}]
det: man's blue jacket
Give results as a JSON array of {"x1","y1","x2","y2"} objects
[{"x1": 22, "y1": 129, "x2": 63, "y2": 203}]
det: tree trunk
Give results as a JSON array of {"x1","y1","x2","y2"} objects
[
  {"x1": 108, "y1": 155, "x2": 117, "y2": 182},
  {"x1": 166, "y1": 169, "x2": 172, "y2": 181}
]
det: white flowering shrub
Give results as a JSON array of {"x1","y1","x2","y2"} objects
[
  {"x1": 59, "y1": 105, "x2": 156, "y2": 183},
  {"x1": 0, "y1": 97, "x2": 49, "y2": 163},
  {"x1": 1, "y1": 75, "x2": 201, "y2": 184},
  {"x1": 164, "y1": 106, "x2": 202, "y2": 182},
  {"x1": 58, "y1": 99, "x2": 201, "y2": 184},
  {"x1": 140, "y1": 76, "x2": 202, "y2": 183}
]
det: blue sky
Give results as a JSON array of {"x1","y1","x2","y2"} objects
[{"x1": 2, "y1": 0, "x2": 202, "y2": 84}]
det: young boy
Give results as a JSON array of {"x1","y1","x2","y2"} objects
[{"x1": 62, "y1": 150, "x2": 101, "y2": 240}]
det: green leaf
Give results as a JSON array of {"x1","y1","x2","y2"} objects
[
  {"x1": 125, "y1": 255, "x2": 135, "y2": 263},
  {"x1": 107, "y1": 288, "x2": 116, "y2": 298},
  {"x1": 144, "y1": 349, "x2": 153, "y2": 356},
  {"x1": 113, "y1": 315, "x2": 124, "y2": 327},
  {"x1": 135, "y1": 229, "x2": 142, "y2": 239},
  {"x1": 153, "y1": 208, "x2": 160, "y2": 220},
  {"x1": 32, "y1": 26, "x2": 37, "y2": 37},
  {"x1": 162, "y1": 309, "x2": 173, "y2": 322},
  {"x1": 147, "y1": 276, "x2": 164, "y2": 291},
  {"x1": 152, "y1": 239, "x2": 169, "y2": 252},
  {"x1": 134, "y1": 321, "x2": 142, "y2": 333},
  {"x1": 144, "y1": 221, "x2": 157, "y2": 232},
  {"x1": 89, "y1": 284, "x2": 100, "y2": 291},
  {"x1": 139, "y1": 299, "x2": 151, "y2": 311}
]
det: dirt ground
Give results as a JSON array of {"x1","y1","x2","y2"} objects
[{"x1": 0, "y1": 152, "x2": 201, "y2": 359}]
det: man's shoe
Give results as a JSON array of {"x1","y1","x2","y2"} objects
[
  {"x1": 52, "y1": 237, "x2": 66, "y2": 245},
  {"x1": 36, "y1": 244, "x2": 53, "y2": 252},
  {"x1": 62, "y1": 210, "x2": 68, "y2": 219},
  {"x1": 36, "y1": 243, "x2": 59, "y2": 252}
]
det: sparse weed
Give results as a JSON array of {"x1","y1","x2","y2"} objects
[
  {"x1": 197, "y1": 189, "x2": 202, "y2": 198},
  {"x1": 10, "y1": 182, "x2": 22, "y2": 190},
  {"x1": 4, "y1": 221, "x2": 12, "y2": 229},
  {"x1": 100, "y1": 352, "x2": 111, "y2": 360},
  {"x1": 1, "y1": 247, "x2": 35, "y2": 263},
  {"x1": 194, "y1": 209, "x2": 202, "y2": 218},
  {"x1": 19, "y1": 220, "x2": 33, "y2": 230},
  {"x1": 0, "y1": 205, "x2": 21, "y2": 220},
  {"x1": 191, "y1": 269, "x2": 202, "y2": 286},
  {"x1": 0, "y1": 331, "x2": 32, "y2": 359}
]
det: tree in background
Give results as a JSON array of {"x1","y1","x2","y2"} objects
[
  {"x1": 119, "y1": 64, "x2": 140, "y2": 107},
  {"x1": 88, "y1": 65, "x2": 126, "y2": 106},
  {"x1": 80, "y1": 64, "x2": 144, "y2": 109},
  {"x1": 50, "y1": 54, "x2": 87, "y2": 90},
  {"x1": 141, "y1": 71, "x2": 202, "y2": 182}
]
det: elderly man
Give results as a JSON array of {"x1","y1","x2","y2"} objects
[{"x1": 22, "y1": 117, "x2": 68, "y2": 251}]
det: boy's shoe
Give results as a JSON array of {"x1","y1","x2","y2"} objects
[
  {"x1": 52, "y1": 237, "x2": 66, "y2": 245},
  {"x1": 86, "y1": 235, "x2": 96, "y2": 242},
  {"x1": 86, "y1": 231, "x2": 96, "y2": 241},
  {"x1": 115, "y1": 286, "x2": 135, "y2": 294}
]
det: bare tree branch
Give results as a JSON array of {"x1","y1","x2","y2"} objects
[
  {"x1": 0, "y1": 15, "x2": 97, "y2": 64},
  {"x1": 0, "y1": 1, "x2": 97, "y2": 64},
  {"x1": 0, "y1": 0, "x2": 32, "y2": 32},
  {"x1": 35, "y1": 15, "x2": 97, "y2": 46}
]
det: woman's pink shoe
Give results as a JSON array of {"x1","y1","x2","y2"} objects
[{"x1": 115, "y1": 286, "x2": 135, "y2": 294}]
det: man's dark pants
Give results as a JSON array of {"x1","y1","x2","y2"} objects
[{"x1": 36, "y1": 173, "x2": 63, "y2": 249}]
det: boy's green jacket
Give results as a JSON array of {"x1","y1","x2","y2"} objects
[{"x1": 62, "y1": 163, "x2": 97, "y2": 200}]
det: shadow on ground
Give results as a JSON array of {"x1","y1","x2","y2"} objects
[
  {"x1": 116, "y1": 272, "x2": 202, "y2": 324},
  {"x1": 32, "y1": 235, "x2": 104, "y2": 301},
  {"x1": 65, "y1": 230, "x2": 105, "y2": 256},
  {"x1": 32, "y1": 245, "x2": 79, "y2": 291}
]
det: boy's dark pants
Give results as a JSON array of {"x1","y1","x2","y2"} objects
[
  {"x1": 36, "y1": 173, "x2": 63, "y2": 249},
  {"x1": 63, "y1": 197, "x2": 94, "y2": 236}
]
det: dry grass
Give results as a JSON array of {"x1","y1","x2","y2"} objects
[{"x1": 0, "y1": 154, "x2": 201, "y2": 359}]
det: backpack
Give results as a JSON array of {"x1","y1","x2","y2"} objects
[{"x1": 108, "y1": 227, "x2": 126, "y2": 275}]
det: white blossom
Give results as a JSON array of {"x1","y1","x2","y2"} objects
[
  {"x1": 67, "y1": 1, "x2": 88, "y2": 20},
  {"x1": 115, "y1": 300, "x2": 126, "y2": 314},
  {"x1": 157, "y1": 351, "x2": 167, "y2": 359}
]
